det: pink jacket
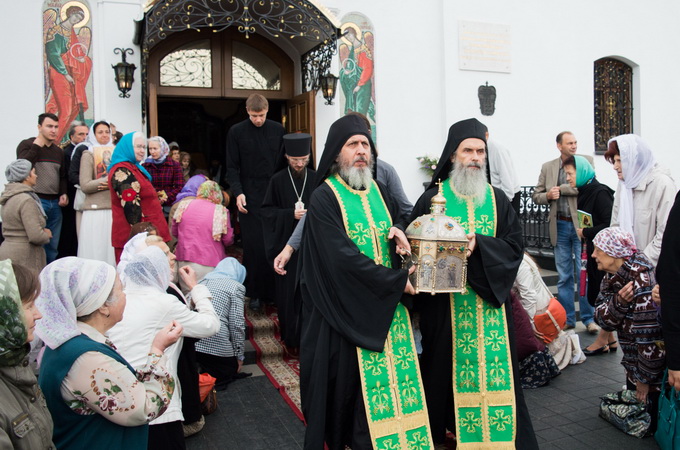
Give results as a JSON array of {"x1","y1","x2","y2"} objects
[{"x1": 172, "y1": 198, "x2": 234, "y2": 267}]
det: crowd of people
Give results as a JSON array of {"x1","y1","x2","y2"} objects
[{"x1": 1, "y1": 95, "x2": 679, "y2": 449}]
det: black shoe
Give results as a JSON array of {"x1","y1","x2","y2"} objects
[
  {"x1": 249, "y1": 298, "x2": 261, "y2": 311},
  {"x1": 583, "y1": 344, "x2": 610, "y2": 356}
]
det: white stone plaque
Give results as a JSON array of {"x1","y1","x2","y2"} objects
[{"x1": 458, "y1": 21, "x2": 511, "y2": 73}]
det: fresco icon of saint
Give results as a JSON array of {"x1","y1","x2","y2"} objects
[{"x1": 43, "y1": 0, "x2": 94, "y2": 144}]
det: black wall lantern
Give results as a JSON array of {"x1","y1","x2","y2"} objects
[
  {"x1": 320, "y1": 73, "x2": 339, "y2": 105},
  {"x1": 478, "y1": 81, "x2": 497, "y2": 116},
  {"x1": 112, "y1": 48, "x2": 136, "y2": 98}
]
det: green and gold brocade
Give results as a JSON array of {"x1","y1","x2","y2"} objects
[
  {"x1": 325, "y1": 174, "x2": 433, "y2": 450},
  {"x1": 442, "y1": 181, "x2": 517, "y2": 448}
]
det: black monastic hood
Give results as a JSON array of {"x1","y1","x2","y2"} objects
[
  {"x1": 315, "y1": 114, "x2": 377, "y2": 186},
  {"x1": 427, "y1": 118, "x2": 488, "y2": 190}
]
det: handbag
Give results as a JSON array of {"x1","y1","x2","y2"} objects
[
  {"x1": 198, "y1": 373, "x2": 218, "y2": 415},
  {"x1": 599, "y1": 390, "x2": 651, "y2": 438},
  {"x1": 533, "y1": 297, "x2": 566, "y2": 344},
  {"x1": 656, "y1": 370, "x2": 680, "y2": 449},
  {"x1": 73, "y1": 187, "x2": 86, "y2": 211}
]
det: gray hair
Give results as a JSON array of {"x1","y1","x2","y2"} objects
[{"x1": 68, "y1": 120, "x2": 87, "y2": 139}]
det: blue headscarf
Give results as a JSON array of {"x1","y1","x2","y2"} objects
[
  {"x1": 574, "y1": 155, "x2": 596, "y2": 188},
  {"x1": 174, "y1": 174, "x2": 208, "y2": 204},
  {"x1": 202, "y1": 257, "x2": 246, "y2": 284},
  {"x1": 108, "y1": 132, "x2": 152, "y2": 180}
]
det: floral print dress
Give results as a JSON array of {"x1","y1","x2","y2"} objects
[{"x1": 59, "y1": 322, "x2": 175, "y2": 425}]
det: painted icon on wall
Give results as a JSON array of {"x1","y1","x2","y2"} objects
[
  {"x1": 339, "y1": 13, "x2": 376, "y2": 139},
  {"x1": 43, "y1": 0, "x2": 94, "y2": 144}
]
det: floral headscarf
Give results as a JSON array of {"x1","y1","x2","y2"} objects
[
  {"x1": 145, "y1": 136, "x2": 170, "y2": 165},
  {"x1": 608, "y1": 134, "x2": 656, "y2": 235},
  {"x1": 35, "y1": 258, "x2": 117, "y2": 349},
  {"x1": 593, "y1": 226, "x2": 638, "y2": 259},
  {"x1": 173, "y1": 180, "x2": 229, "y2": 240},
  {"x1": 122, "y1": 246, "x2": 170, "y2": 294},
  {"x1": 0, "y1": 260, "x2": 29, "y2": 366},
  {"x1": 174, "y1": 174, "x2": 208, "y2": 204},
  {"x1": 202, "y1": 257, "x2": 246, "y2": 284},
  {"x1": 108, "y1": 132, "x2": 152, "y2": 180},
  {"x1": 573, "y1": 155, "x2": 595, "y2": 188}
]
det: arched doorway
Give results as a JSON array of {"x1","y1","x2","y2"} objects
[
  {"x1": 139, "y1": 0, "x2": 340, "y2": 172},
  {"x1": 147, "y1": 28, "x2": 294, "y2": 171}
]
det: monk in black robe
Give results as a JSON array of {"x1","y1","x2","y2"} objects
[
  {"x1": 299, "y1": 115, "x2": 419, "y2": 449},
  {"x1": 261, "y1": 133, "x2": 316, "y2": 348},
  {"x1": 226, "y1": 94, "x2": 285, "y2": 309},
  {"x1": 399, "y1": 118, "x2": 538, "y2": 448}
]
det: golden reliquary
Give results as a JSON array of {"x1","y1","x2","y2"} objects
[{"x1": 403, "y1": 183, "x2": 469, "y2": 294}]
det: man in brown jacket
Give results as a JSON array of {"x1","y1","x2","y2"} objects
[{"x1": 532, "y1": 131, "x2": 597, "y2": 332}]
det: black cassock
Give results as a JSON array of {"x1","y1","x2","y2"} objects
[
  {"x1": 400, "y1": 185, "x2": 539, "y2": 449},
  {"x1": 261, "y1": 167, "x2": 316, "y2": 347},
  {"x1": 298, "y1": 182, "x2": 409, "y2": 450},
  {"x1": 226, "y1": 118, "x2": 285, "y2": 300}
]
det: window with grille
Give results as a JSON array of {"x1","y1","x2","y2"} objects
[{"x1": 594, "y1": 58, "x2": 633, "y2": 154}]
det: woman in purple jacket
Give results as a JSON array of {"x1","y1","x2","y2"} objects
[{"x1": 171, "y1": 180, "x2": 234, "y2": 293}]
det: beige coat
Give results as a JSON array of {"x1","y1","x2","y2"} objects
[
  {"x1": 79, "y1": 151, "x2": 111, "y2": 210},
  {"x1": 0, "y1": 359, "x2": 54, "y2": 449},
  {"x1": 0, "y1": 183, "x2": 49, "y2": 271},
  {"x1": 532, "y1": 154, "x2": 594, "y2": 246}
]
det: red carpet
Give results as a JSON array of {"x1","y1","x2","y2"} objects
[{"x1": 245, "y1": 303, "x2": 303, "y2": 422}]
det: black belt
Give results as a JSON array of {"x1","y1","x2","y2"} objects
[{"x1": 557, "y1": 215, "x2": 572, "y2": 222}]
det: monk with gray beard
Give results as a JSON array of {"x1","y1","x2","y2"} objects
[{"x1": 398, "y1": 118, "x2": 538, "y2": 448}]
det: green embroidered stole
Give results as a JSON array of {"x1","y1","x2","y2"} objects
[
  {"x1": 442, "y1": 182, "x2": 517, "y2": 448},
  {"x1": 325, "y1": 174, "x2": 433, "y2": 450}
]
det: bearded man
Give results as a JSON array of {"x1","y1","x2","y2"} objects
[
  {"x1": 402, "y1": 118, "x2": 538, "y2": 448},
  {"x1": 261, "y1": 133, "x2": 316, "y2": 348},
  {"x1": 299, "y1": 115, "x2": 433, "y2": 450}
]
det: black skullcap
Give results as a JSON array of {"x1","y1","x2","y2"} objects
[
  {"x1": 283, "y1": 133, "x2": 312, "y2": 157},
  {"x1": 315, "y1": 115, "x2": 376, "y2": 186},
  {"x1": 427, "y1": 118, "x2": 487, "y2": 190}
]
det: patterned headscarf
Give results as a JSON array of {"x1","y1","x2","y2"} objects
[
  {"x1": 173, "y1": 180, "x2": 229, "y2": 240},
  {"x1": 593, "y1": 227, "x2": 638, "y2": 259},
  {"x1": 145, "y1": 136, "x2": 170, "y2": 165},
  {"x1": 117, "y1": 232, "x2": 149, "y2": 285},
  {"x1": 573, "y1": 155, "x2": 595, "y2": 188},
  {"x1": 108, "y1": 132, "x2": 152, "y2": 180},
  {"x1": 122, "y1": 246, "x2": 170, "y2": 294},
  {"x1": 0, "y1": 260, "x2": 29, "y2": 366},
  {"x1": 35, "y1": 258, "x2": 117, "y2": 349},
  {"x1": 202, "y1": 257, "x2": 246, "y2": 284},
  {"x1": 608, "y1": 134, "x2": 656, "y2": 235},
  {"x1": 174, "y1": 174, "x2": 208, "y2": 204}
]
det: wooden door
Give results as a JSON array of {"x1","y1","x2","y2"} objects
[
  {"x1": 286, "y1": 90, "x2": 316, "y2": 165},
  {"x1": 148, "y1": 82, "x2": 158, "y2": 137}
]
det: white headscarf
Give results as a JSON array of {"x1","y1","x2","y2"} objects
[
  {"x1": 123, "y1": 246, "x2": 170, "y2": 294},
  {"x1": 609, "y1": 134, "x2": 656, "y2": 235},
  {"x1": 117, "y1": 232, "x2": 149, "y2": 285},
  {"x1": 35, "y1": 257, "x2": 117, "y2": 349},
  {"x1": 75, "y1": 122, "x2": 114, "y2": 154}
]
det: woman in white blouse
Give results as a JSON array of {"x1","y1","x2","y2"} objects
[
  {"x1": 108, "y1": 245, "x2": 219, "y2": 450},
  {"x1": 36, "y1": 257, "x2": 182, "y2": 450}
]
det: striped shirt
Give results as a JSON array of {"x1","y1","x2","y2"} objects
[{"x1": 195, "y1": 278, "x2": 246, "y2": 358}]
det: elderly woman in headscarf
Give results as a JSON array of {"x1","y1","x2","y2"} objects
[
  {"x1": 172, "y1": 180, "x2": 234, "y2": 293},
  {"x1": 0, "y1": 160, "x2": 51, "y2": 271},
  {"x1": 108, "y1": 132, "x2": 171, "y2": 263},
  {"x1": 195, "y1": 257, "x2": 248, "y2": 390},
  {"x1": 592, "y1": 227, "x2": 665, "y2": 433},
  {"x1": 78, "y1": 121, "x2": 116, "y2": 265},
  {"x1": 0, "y1": 261, "x2": 53, "y2": 449},
  {"x1": 165, "y1": 174, "x2": 208, "y2": 250},
  {"x1": 562, "y1": 155, "x2": 616, "y2": 353},
  {"x1": 142, "y1": 136, "x2": 184, "y2": 213},
  {"x1": 36, "y1": 257, "x2": 182, "y2": 450},
  {"x1": 108, "y1": 246, "x2": 219, "y2": 449}
]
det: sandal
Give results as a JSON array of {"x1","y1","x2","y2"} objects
[{"x1": 607, "y1": 340, "x2": 618, "y2": 352}]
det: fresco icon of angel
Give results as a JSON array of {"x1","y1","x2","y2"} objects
[
  {"x1": 339, "y1": 13, "x2": 376, "y2": 139},
  {"x1": 43, "y1": 0, "x2": 94, "y2": 144}
]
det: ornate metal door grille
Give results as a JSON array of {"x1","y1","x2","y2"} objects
[{"x1": 594, "y1": 58, "x2": 633, "y2": 154}]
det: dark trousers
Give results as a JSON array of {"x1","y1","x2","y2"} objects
[
  {"x1": 148, "y1": 420, "x2": 186, "y2": 450},
  {"x1": 196, "y1": 352, "x2": 238, "y2": 390}
]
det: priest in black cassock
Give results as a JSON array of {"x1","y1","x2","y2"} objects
[
  {"x1": 226, "y1": 94, "x2": 285, "y2": 310},
  {"x1": 261, "y1": 133, "x2": 316, "y2": 348},
  {"x1": 400, "y1": 118, "x2": 538, "y2": 448},
  {"x1": 299, "y1": 115, "x2": 434, "y2": 450}
]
